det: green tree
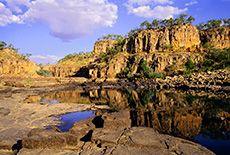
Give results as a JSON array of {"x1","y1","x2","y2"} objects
[
  {"x1": 174, "y1": 17, "x2": 182, "y2": 25},
  {"x1": 152, "y1": 19, "x2": 160, "y2": 28},
  {"x1": 161, "y1": 19, "x2": 168, "y2": 27},
  {"x1": 167, "y1": 18, "x2": 174, "y2": 27},
  {"x1": 223, "y1": 18, "x2": 230, "y2": 26},
  {"x1": 0, "y1": 41, "x2": 7, "y2": 48},
  {"x1": 179, "y1": 14, "x2": 188, "y2": 23},
  {"x1": 196, "y1": 22, "x2": 205, "y2": 30},
  {"x1": 140, "y1": 20, "x2": 152, "y2": 29},
  {"x1": 186, "y1": 16, "x2": 195, "y2": 24}
]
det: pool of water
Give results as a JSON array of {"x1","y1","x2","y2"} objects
[
  {"x1": 34, "y1": 88, "x2": 230, "y2": 155},
  {"x1": 195, "y1": 131, "x2": 230, "y2": 155},
  {"x1": 39, "y1": 100, "x2": 61, "y2": 104},
  {"x1": 54, "y1": 111, "x2": 95, "y2": 132}
]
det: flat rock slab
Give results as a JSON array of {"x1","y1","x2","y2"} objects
[
  {"x1": 17, "y1": 148, "x2": 79, "y2": 155},
  {"x1": 92, "y1": 128, "x2": 124, "y2": 144}
]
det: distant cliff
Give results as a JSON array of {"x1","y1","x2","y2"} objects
[
  {"x1": 0, "y1": 48, "x2": 39, "y2": 75},
  {"x1": 44, "y1": 23, "x2": 230, "y2": 78}
]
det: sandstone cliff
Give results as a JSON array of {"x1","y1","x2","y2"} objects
[
  {"x1": 200, "y1": 26, "x2": 230, "y2": 49},
  {"x1": 43, "y1": 55, "x2": 96, "y2": 77},
  {"x1": 124, "y1": 23, "x2": 201, "y2": 53},
  {"x1": 0, "y1": 48, "x2": 39, "y2": 75},
  {"x1": 43, "y1": 24, "x2": 230, "y2": 78}
]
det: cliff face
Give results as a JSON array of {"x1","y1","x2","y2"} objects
[
  {"x1": 43, "y1": 56, "x2": 96, "y2": 78},
  {"x1": 0, "y1": 48, "x2": 39, "y2": 75},
  {"x1": 93, "y1": 40, "x2": 118, "y2": 56},
  {"x1": 200, "y1": 26, "x2": 230, "y2": 49},
  {"x1": 44, "y1": 24, "x2": 230, "y2": 78},
  {"x1": 123, "y1": 23, "x2": 201, "y2": 53}
]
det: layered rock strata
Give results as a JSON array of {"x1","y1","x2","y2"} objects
[{"x1": 20, "y1": 110, "x2": 214, "y2": 155}]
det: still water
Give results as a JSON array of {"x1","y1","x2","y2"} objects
[{"x1": 25, "y1": 88, "x2": 230, "y2": 155}]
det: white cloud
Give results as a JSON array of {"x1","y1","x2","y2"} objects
[
  {"x1": 185, "y1": 1, "x2": 197, "y2": 6},
  {"x1": 0, "y1": 2, "x2": 22, "y2": 26},
  {"x1": 125, "y1": 0, "x2": 187, "y2": 19},
  {"x1": 127, "y1": 0, "x2": 174, "y2": 5},
  {"x1": 30, "y1": 54, "x2": 60, "y2": 65},
  {"x1": 5, "y1": 0, "x2": 30, "y2": 13},
  {"x1": 0, "y1": 0, "x2": 118, "y2": 41}
]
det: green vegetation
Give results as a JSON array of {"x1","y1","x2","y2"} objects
[
  {"x1": 199, "y1": 49, "x2": 230, "y2": 71},
  {"x1": 183, "y1": 48, "x2": 230, "y2": 74},
  {"x1": 97, "y1": 34, "x2": 124, "y2": 41},
  {"x1": 164, "y1": 44, "x2": 174, "y2": 49},
  {"x1": 21, "y1": 53, "x2": 32, "y2": 60},
  {"x1": 58, "y1": 51, "x2": 92, "y2": 63},
  {"x1": 36, "y1": 69, "x2": 52, "y2": 77},
  {"x1": 196, "y1": 18, "x2": 230, "y2": 30},
  {"x1": 0, "y1": 41, "x2": 19, "y2": 52},
  {"x1": 139, "y1": 14, "x2": 195, "y2": 30}
]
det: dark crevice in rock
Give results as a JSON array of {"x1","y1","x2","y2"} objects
[
  {"x1": 92, "y1": 116, "x2": 104, "y2": 128},
  {"x1": 80, "y1": 130, "x2": 93, "y2": 142},
  {"x1": 12, "y1": 140, "x2": 22, "y2": 155}
]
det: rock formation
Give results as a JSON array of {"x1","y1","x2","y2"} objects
[
  {"x1": 20, "y1": 111, "x2": 214, "y2": 155},
  {"x1": 123, "y1": 23, "x2": 201, "y2": 53},
  {"x1": 200, "y1": 26, "x2": 230, "y2": 49},
  {"x1": 0, "y1": 48, "x2": 39, "y2": 75}
]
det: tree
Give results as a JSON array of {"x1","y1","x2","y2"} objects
[
  {"x1": 174, "y1": 17, "x2": 182, "y2": 25},
  {"x1": 179, "y1": 14, "x2": 188, "y2": 23},
  {"x1": 196, "y1": 22, "x2": 205, "y2": 30},
  {"x1": 161, "y1": 19, "x2": 168, "y2": 27},
  {"x1": 152, "y1": 19, "x2": 160, "y2": 28},
  {"x1": 167, "y1": 18, "x2": 174, "y2": 27},
  {"x1": 186, "y1": 16, "x2": 195, "y2": 24},
  {"x1": 140, "y1": 20, "x2": 152, "y2": 29},
  {"x1": 223, "y1": 18, "x2": 230, "y2": 26},
  {"x1": 0, "y1": 41, "x2": 7, "y2": 48},
  {"x1": 205, "y1": 19, "x2": 222, "y2": 29}
]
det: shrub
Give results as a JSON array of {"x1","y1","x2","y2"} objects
[
  {"x1": 36, "y1": 69, "x2": 52, "y2": 77},
  {"x1": 202, "y1": 43, "x2": 214, "y2": 49},
  {"x1": 99, "y1": 52, "x2": 106, "y2": 58},
  {"x1": 165, "y1": 44, "x2": 174, "y2": 49},
  {"x1": 185, "y1": 60, "x2": 195, "y2": 70},
  {"x1": 153, "y1": 72, "x2": 164, "y2": 79}
]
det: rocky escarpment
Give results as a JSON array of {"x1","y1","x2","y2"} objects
[
  {"x1": 19, "y1": 110, "x2": 214, "y2": 155},
  {"x1": 0, "y1": 48, "x2": 39, "y2": 75},
  {"x1": 123, "y1": 23, "x2": 201, "y2": 53},
  {"x1": 200, "y1": 26, "x2": 230, "y2": 49},
  {"x1": 93, "y1": 40, "x2": 118, "y2": 56},
  {"x1": 43, "y1": 56, "x2": 96, "y2": 77},
  {"x1": 88, "y1": 24, "x2": 230, "y2": 79},
  {"x1": 43, "y1": 24, "x2": 230, "y2": 78}
]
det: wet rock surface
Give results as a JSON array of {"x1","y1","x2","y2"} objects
[
  {"x1": 82, "y1": 69, "x2": 230, "y2": 92},
  {"x1": 19, "y1": 111, "x2": 214, "y2": 155}
]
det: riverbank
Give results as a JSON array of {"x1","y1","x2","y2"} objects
[{"x1": 0, "y1": 74, "x2": 229, "y2": 154}]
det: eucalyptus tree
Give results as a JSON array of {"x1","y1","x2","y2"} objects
[
  {"x1": 152, "y1": 19, "x2": 160, "y2": 28},
  {"x1": 186, "y1": 16, "x2": 195, "y2": 24},
  {"x1": 140, "y1": 20, "x2": 152, "y2": 29},
  {"x1": 179, "y1": 14, "x2": 188, "y2": 23}
]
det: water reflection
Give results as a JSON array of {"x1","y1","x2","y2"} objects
[{"x1": 25, "y1": 88, "x2": 230, "y2": 154}]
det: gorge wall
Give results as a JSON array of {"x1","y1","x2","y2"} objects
[
  {"x1": 43, "y1": 24, "x2": 230, "y2": 78},
  {"x1": 0, "y1": 48, "x2": 39, "y2": 76}
]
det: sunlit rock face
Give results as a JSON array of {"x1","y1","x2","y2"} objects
[
  {"x1": 200, "y1": 26, "x2": 230, "y2": 49},
  {"x1": 0, "y1": 48, "x2": 39, "y2": 75},
  {"x1": 123, "y1": 23, "x2": 201, "y2": 53}
]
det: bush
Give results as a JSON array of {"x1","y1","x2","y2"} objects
[
  {"x1": 164, "y1": 44, "x2": 174, "y2": 49},
  {"x1": 36, "y1": 69, "x2": 52, "y2": 77},
  {"x1": 99, "y1": 52, "x2": 107, "y2": 58},
  {"x1": 153, "y1": 72, "x2": 164, "y2": 79},
  {"x1": 185, "y1": 60, "x2": 195, "y2": 70}
]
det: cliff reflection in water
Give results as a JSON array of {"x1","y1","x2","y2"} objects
[{"x1": 25, "y1": 88, "x2": 230, "y2": 142}]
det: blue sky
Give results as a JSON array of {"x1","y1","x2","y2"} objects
[{"x1": 0, "y1": 0, "x2": 230, "y2": 64}]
